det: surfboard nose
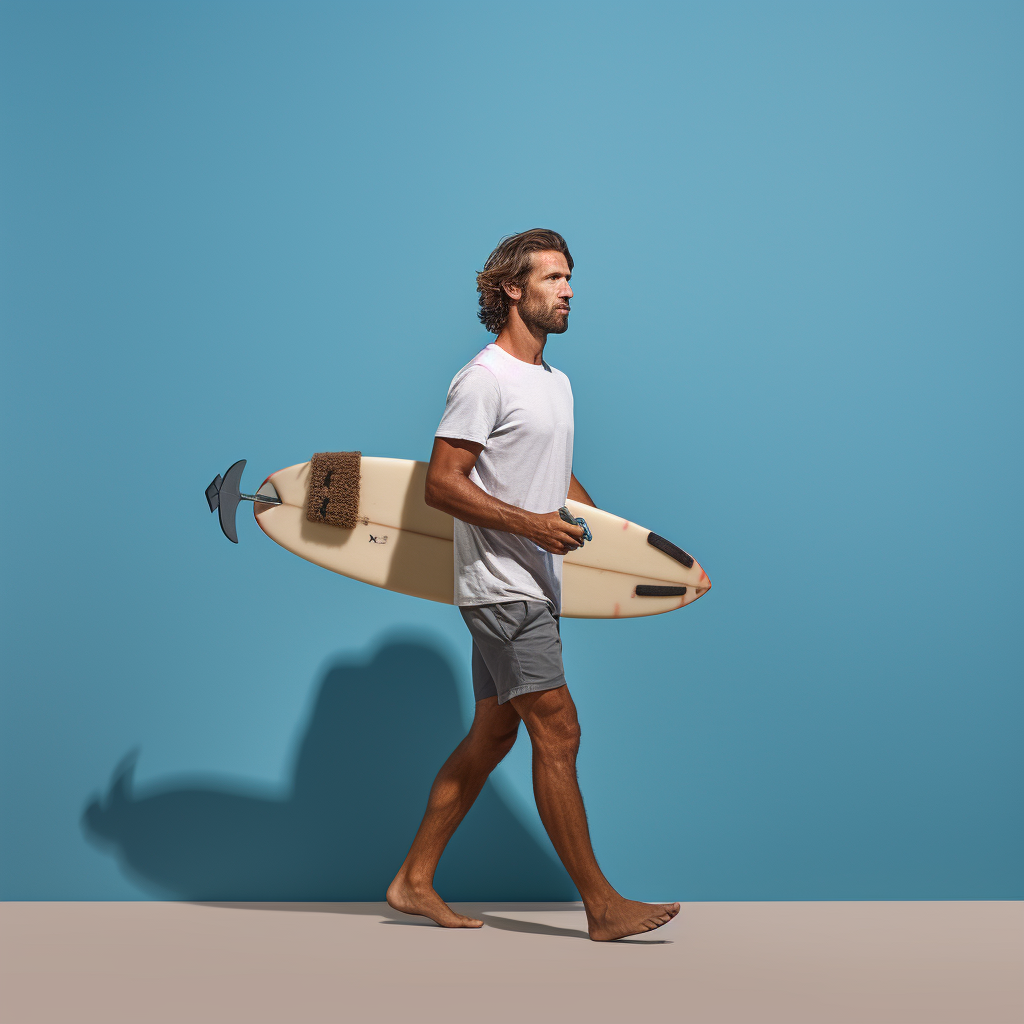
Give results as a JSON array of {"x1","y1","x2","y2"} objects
[{"x1": 693, "y1": 560, "x2": 711, "y2": 600}]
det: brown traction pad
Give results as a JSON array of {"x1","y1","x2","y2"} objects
[{"x1": 306, "y1": 451, "x2": 361, "y2": 529}]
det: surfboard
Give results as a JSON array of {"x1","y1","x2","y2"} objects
[{"x1": 250, "y1": 457, "x2": 709, "y2": 619}]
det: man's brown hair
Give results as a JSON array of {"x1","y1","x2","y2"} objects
[{"x1": 476, "y1": 229, "x2": 574, "y2": 334}]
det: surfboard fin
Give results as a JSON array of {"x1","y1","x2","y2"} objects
[
  {"x1": 205, "y1": 459, "x2": 281, "y2": 544},
  {"x1": 206, "y1": 460, "x2": 245, "y2": 543}
]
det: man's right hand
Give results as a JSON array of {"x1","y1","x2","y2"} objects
[{"x1": 529, "y1": 511, "x2": 585, "y2": 555}]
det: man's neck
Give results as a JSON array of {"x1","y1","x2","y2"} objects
[{"x1": 494, "y1": 312, "x2": 546, "y2": 365}]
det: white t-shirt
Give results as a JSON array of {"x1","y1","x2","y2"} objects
[{"x1": 435, "y1": 343, "x2": 574, "y2": 610}]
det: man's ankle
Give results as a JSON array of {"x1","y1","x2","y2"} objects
[
  {"x1": 391, "y1": 870, "x2": 433, "y2": 892},
  {"x1": 580, "y1": 888, "x2": 620, "y2": 911}
]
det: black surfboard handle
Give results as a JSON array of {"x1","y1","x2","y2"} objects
[{"x1": 646, "y1": 532, "x2": 694, "y2": 569}]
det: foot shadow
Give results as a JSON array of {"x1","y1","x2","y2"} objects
[
  {"x1": 187, "y1": 900, "x2": 670, "y2": 942},
  {"x1": 479, "y1": 912, "x2": 590, "y2": 939},
  {"x1": 82, "y1": 636, "x2": 577, "y2": 902},
  {"x1": 478, "y1": 911, "x2": 671, "y2": 942}
]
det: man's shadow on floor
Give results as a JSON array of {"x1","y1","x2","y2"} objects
[{"x1": 82, "y1": 636, "x2": 577, "y2": 902}]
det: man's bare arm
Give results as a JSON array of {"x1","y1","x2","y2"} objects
[
  {"x1": 568, "y1": 473, "x2": 596, "y2": 508},
  {"x1": 426, "y1": 437, "x2": 584, "y2": 555}
]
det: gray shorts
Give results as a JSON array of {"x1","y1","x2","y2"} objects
[{"x1": 459, "y1": 600, "x2": 566, "y2": 705}]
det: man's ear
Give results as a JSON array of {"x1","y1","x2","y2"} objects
[{"x1": 502, "y1": 280, "x2": 522, "y2": 302}]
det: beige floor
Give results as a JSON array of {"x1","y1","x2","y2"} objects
[{"x1": 1, "y1": 901, "x2": 1021, "y2": 1024}]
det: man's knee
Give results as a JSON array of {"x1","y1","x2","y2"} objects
[
  {"x1": 536, "y1": 718, "x2": 580, "y2": 761},
  {"x1": 521, "y1": 690, "x2": 581, "y2": 761},
  {"x1": 468, "y1": 719, "x2": 520, "y2": 762},
  {"x1": 490, "y1": 722, "x2": 521, "y2": 757}
]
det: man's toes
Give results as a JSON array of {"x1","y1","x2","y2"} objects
[{"x1": 643, "y1": 904, "x2": 679, "y2": 930}]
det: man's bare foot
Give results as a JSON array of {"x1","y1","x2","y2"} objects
[
  {"x1": 386, "y1": 876, "x2": 483, "y2": 928},
  {"x1": 586, "y1": 898, "x2": 681, "y2": 941}
]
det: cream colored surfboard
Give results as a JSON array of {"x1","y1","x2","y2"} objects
[{"x1": 253, "y1": 458, "x2": 710, "y2": 619}]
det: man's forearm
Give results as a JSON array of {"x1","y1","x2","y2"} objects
[
  {"x1": 427, "y1": 471, "x2": 539, "y2": 538},
  {"x1": 568, "y1": 474, "x2": 596, "y2": 507}
]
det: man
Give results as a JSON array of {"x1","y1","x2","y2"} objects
[{"x1": 386, "y1": 229, "x2": 680, "y2": 941}]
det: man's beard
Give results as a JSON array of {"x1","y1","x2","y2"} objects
[{"x1": 519, "y1": 290, "x2": 569, "y2": 335}]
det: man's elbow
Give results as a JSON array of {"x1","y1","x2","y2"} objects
[{"x1": 424, "y1": 474, "x2": 449, "y2": 511}]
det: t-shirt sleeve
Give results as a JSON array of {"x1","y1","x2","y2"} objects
[{"x1": 434, "y1": 365, "x2": 501, "y2": 447}]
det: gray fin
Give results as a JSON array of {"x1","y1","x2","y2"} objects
[{"x1": 213, "y1": 460, "x2": 246, "y2": 543}]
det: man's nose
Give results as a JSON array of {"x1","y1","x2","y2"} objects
[{"x1": 561, "y1": 282, "x2": 573, "y2": 298}]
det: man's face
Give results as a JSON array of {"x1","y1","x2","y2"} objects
[{"x1": 515, "y1": 250, "x2": 573, "y2": 335}]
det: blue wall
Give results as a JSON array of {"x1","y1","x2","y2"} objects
[{"x1": 2, "y1": 1, "x2": 1020, "y2": 901}]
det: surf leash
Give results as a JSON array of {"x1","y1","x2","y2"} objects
[{"x1": 558, "y1": 506, "x2": 593, "y2": 548}]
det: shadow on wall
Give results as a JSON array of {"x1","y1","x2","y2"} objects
[{"x1": 82, "y1": 638, "x2": 577, "y2": 902}]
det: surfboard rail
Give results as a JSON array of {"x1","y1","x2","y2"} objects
[{"x1": 245, "y1": 456, "x2": 710, "y2": 619}]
